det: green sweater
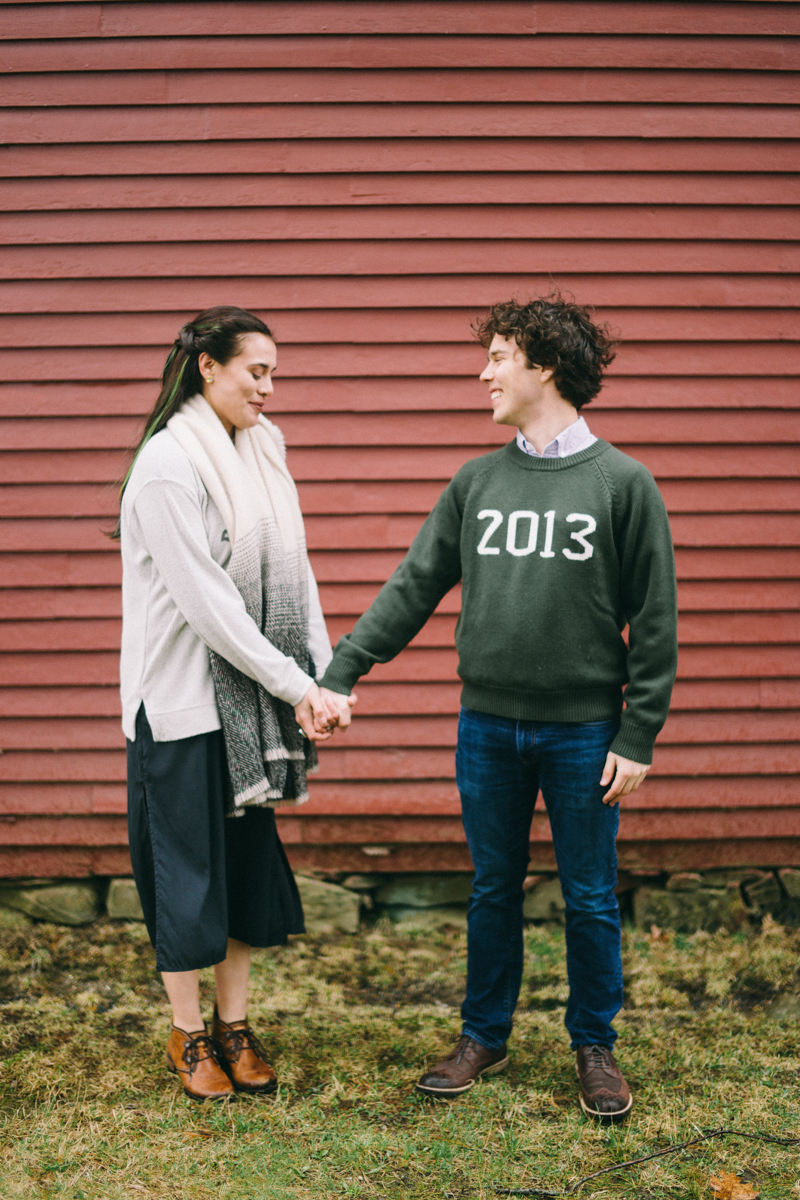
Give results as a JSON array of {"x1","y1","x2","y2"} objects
[{"x1": 320, "y1": 439, "x2": 678, "y2": 764}]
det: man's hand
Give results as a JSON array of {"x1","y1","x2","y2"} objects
[
  {"x1": 318, "y1": 687, "x2": 357, "y2": 731},
  {"x1": 600, "y1": 751, "x2": 650, "y2": 805},
  {"x1": 294, "y1": 683, "x2": 340, "y2": 741}
]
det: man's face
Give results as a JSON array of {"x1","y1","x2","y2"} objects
[{"x1": 479, "y1": 334, "x2": 546, "y2": 428}]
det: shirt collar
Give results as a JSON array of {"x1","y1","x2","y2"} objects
[{"x1": 515, "y1": 415, "x2": 596, "y2": 459}]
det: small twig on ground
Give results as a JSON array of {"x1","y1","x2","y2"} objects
[{"x1": 495, "y1": 1127, "x2": 800, "y2": 1197}]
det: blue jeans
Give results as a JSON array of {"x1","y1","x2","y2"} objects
[{"x1": 456, "y1": 708, "x2": 623, "y2": 1051}]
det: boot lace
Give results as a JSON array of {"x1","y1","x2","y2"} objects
[
  {"x1": 451, "y1": 1035, "x2": 476, "y2": 1064},
  {"x1": 219, "y1": 1023, "x2": 266, "y2": 1062},
  {"x1": 582, "y1": 1044, "x2": 612, "y2": 1071},
  {"x1": 182, "y1": 1033, "x2": 220, "y2": 1074}
]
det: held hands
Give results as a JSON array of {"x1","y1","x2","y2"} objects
[
  {"x1": 294, "y1": 683, "x2": 357, "y2": 741},
  {"x1": 600, "y1": 751, "x2": 650, "y2": 805},
  {"x1": 320, "y1": 687, "x2": 357, "y2": 732}
]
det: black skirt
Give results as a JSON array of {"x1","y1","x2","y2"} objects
[{"x1": 126, "y1": 704, "x2": 305, "y2": 972}]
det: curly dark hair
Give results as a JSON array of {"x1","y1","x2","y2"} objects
[{"x1": 475, "y1": 293, "x2": 617, "y2": 410}]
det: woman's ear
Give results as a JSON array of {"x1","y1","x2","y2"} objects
[{"x1": 198, "y1": 351, "x2": 215, "y2": 379}]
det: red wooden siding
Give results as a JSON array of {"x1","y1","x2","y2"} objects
[{"x1": 0, "y1": 1, "x2": 798, "y2": 877}]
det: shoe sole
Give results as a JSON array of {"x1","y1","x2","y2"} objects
[
  {"x1": 415, "y1": 1055, "x2": 510, "y2": 1096},
  {"x1": 166, "y1": 1056, "x2": 236, "y2": 1103},
  {"x1": 229, "y1": 1078, "x2": 278, "y2": 1095},
  {"x1": 578, "y1": 1092, "x2": 633, "y2": 1123}
]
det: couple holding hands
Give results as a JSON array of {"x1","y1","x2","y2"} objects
[{"x1": 119, "y1": 298, "x2": 676, "y2": 1119}]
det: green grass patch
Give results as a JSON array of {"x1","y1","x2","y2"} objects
[{"x1": 0, "y1": 917, "x2": 798, "y2": 1198}]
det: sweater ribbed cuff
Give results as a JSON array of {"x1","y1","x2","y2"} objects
[
  {"x1": 318, "y1": 656, "x2": 360, "y2": 696},
  {"x1": 609, "y1": 720, "x2": 657, "y2": 766}
]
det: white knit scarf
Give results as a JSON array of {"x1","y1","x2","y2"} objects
[{"x1": 168, "y1": 394, "x2": 317, "y2": 813}]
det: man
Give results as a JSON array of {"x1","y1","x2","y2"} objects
[{"x1": 319, "y1": 296, "x2": 677, "y2": 1120}]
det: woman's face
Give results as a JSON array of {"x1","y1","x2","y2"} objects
[{"x1": 199, "y1": 332, "x2": 277, "y2": 434}]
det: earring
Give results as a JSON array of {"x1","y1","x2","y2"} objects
[{"x1": 206, "y1": 376, "x2": 214, "y2": 383}]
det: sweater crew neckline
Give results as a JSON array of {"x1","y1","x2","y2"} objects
[{"x1": 505, "y1": 438, "x2": 609, "y2": 471}]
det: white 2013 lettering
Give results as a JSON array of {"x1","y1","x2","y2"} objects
[
  {"x1": 506, "y1": 510, "x2": 539, "y2": 556},
  {"x1": 476, "y1": 509, "x2": 503, "y2": 554},
  {"x1": 562, "y1": 513, "x2": 596, "y2": 560},
  {"x1": 476, "y1": 510, "x2": 596, "y2": 560}
]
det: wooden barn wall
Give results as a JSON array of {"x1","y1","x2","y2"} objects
[{"x1": 0, "y1": 0, "x2": 798, "y2": 878}]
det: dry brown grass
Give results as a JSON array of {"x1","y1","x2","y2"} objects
[{"x1": 0, "y1": 916, "x2": 798, "y2": 1198}]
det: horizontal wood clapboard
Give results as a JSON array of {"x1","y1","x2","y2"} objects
[{"x1": 0, "y1": 0, "x2": 797, "y2": 874}]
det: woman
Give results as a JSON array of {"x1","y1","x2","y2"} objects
[{"x1": 118, "y1": 306, "x2": 343, "y2": 1101}]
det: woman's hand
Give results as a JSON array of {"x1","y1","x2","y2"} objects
[{"x1": 294, "y1": 684, "x2": 340, "y2": 741}]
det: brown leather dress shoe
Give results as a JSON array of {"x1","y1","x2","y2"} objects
[
  {"x1": 211, "y1": 1008, "x2": 278, "y2": 1094},
  {"x1": 576, "y1": 1044, "x2": 633, "y2": 1122},
  {"x1": 416, "y1": 1035, "x2": 509, "y2": 1096},
  {"x1": 166, "y1": 1026, "x2": 235, "y2": 1102}
]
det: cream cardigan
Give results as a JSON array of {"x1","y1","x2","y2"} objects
[{"x1": 119, "y1": 428, "x2": 332, "y2": 742}]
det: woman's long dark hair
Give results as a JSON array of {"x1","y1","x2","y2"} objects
[{"x1": 111, "y1": 306, "x2": 273, "y2": 537}]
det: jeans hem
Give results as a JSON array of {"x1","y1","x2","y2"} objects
[
  {"x1": 569, "y1": 1037, "x2": 616, "y2": 1051},
  {"x1": 461, "y1": 1026, "x2": 507, "y2": 1052}
]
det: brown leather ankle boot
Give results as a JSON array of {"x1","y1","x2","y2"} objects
[
  {"x1": 166, "y1": 1026, "x2": 235, "y2": 1102},
  {"x1": 211, "y1": 1007, "x2": 277, "y2": 1094}
]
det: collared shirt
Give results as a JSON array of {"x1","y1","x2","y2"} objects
[{"x1": 515, "y1": 414, "x2": 597, "y2": 459}]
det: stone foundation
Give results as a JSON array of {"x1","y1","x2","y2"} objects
[{"x1": 0, "y1": 868, "x2": 798, "y2": 933}]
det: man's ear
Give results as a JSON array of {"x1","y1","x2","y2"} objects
[{"x1": 539, "y1": 366, "x2": 555, "y2": 384}]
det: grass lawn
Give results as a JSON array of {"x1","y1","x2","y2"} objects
[{"x1": 0, "y1": 915, "x2": 798, "y2": 1199}]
